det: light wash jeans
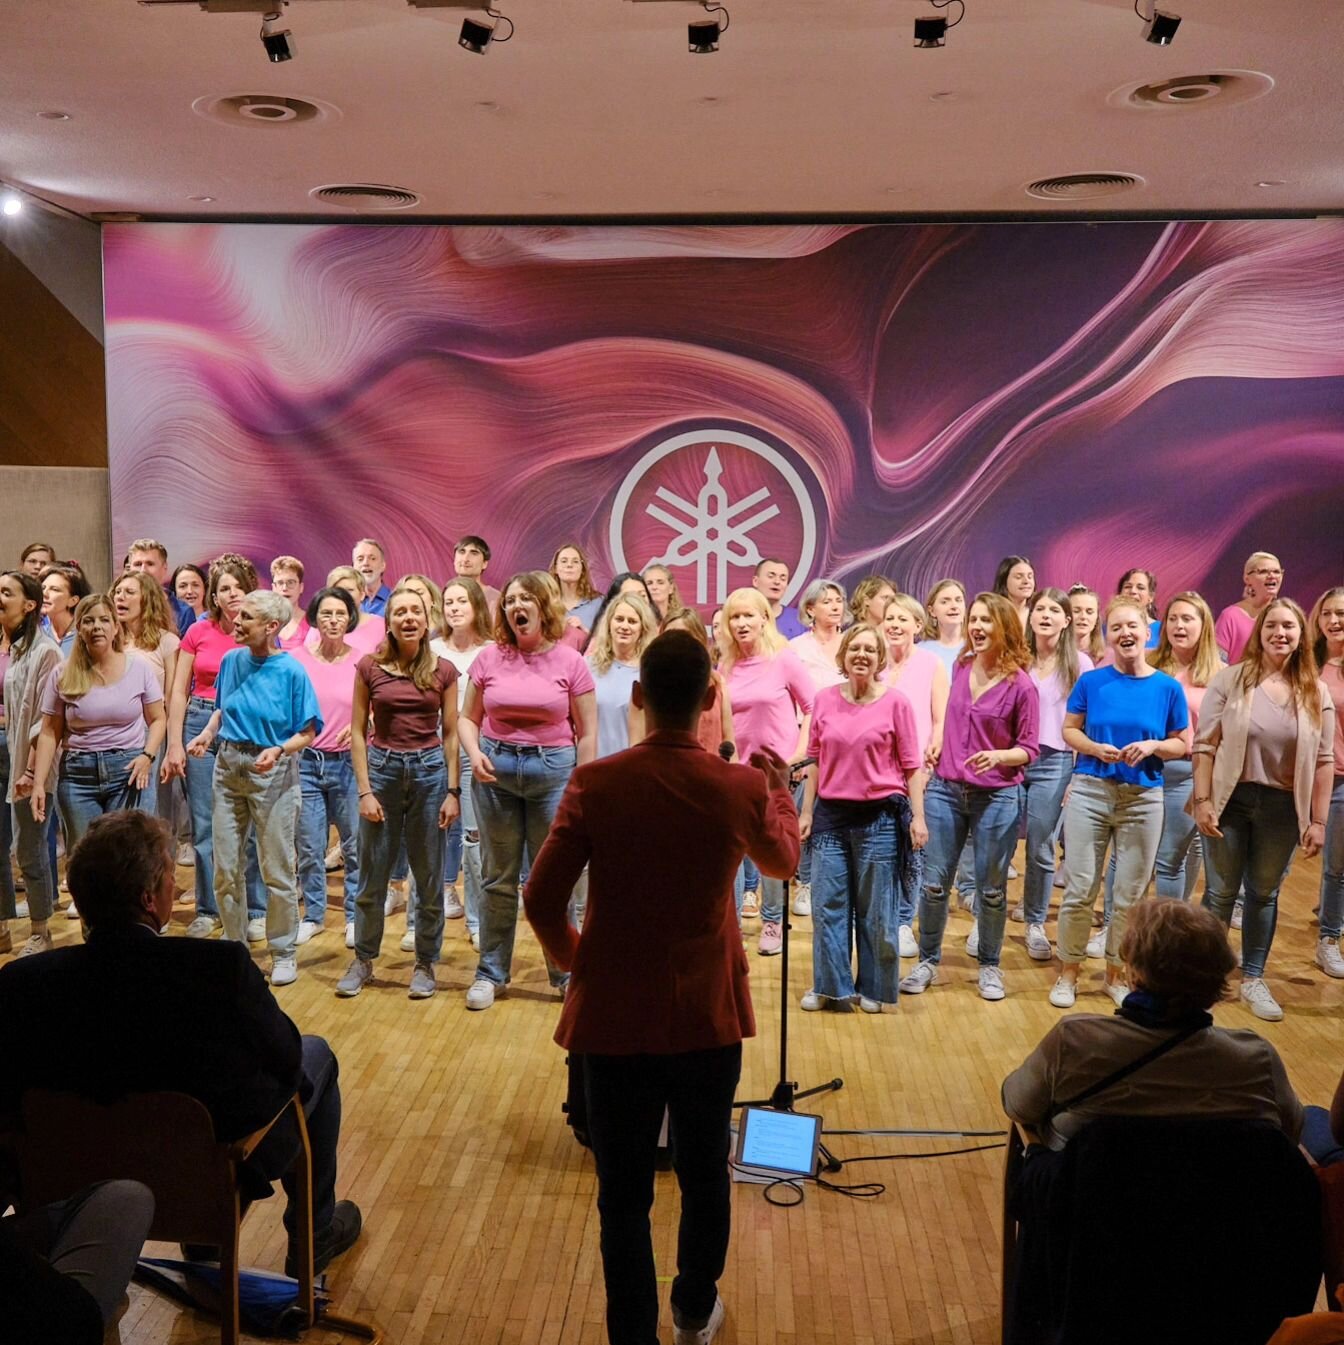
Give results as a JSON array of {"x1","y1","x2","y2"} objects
[
  {"x1": 473, "y1": 737, "x2": 574, "y2": 988},
  {"x1": 0, "y1": 727, "x2": 16, "y2": 919},
  {"x1": 1056, "y1": 774, "x2": 1163, "y2": 967},
  {"x1": 1155, "y1": 758, "x2": 1201, "y2": 900},
  {"x1": 353, "y1": 745, "x2": 449, "y2": 964},
  {"x1": 11, "y1": 729, "x2": 55, "y2": 922},
  {"x1": 810, "y1": 807, "x2": 909, "y2": 1003},
  {"x1": 1202, "y1": 781, "x2": 1299, "y2": 978},
  {"x1": 213, "y1": 742, "x2": 301, "y2": 957},
  {"x1": 297, "y1": 748, "x2": 360, "y2": 923},
  {"x1": 916, "y1": 775, "x2": 1021, "y2": 967},
  {"x1": 1020, "y1": 746, "x2": 1073, "y2": 925},
  {"x1": 459, "y1": 749, "x2": 483, "y2": 938},
  {"x1": 56, "y1": 748, "x2": 144, "y2": 850},
  {"x1": 183, "y1": 696, "x2": 265, "y2": 920},
  {"x1": 1318, "y1": 776, "x2": 1344, "y2": 940}
]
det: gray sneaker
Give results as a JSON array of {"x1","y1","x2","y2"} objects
[
  {"x1": 899, "y1": 960, "x2": 938, "y2": 994},
  {"x1": 1025, "y1": 923, "x2": 1052, "y2": 960},
  {"x1": 335, "y1": 958, "x2": 373, "y2": 998},
  {"x1": 408, "y1": 963, "x2": 437, "y2": 999}
]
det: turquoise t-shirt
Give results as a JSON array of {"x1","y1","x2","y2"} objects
[
  {"x1": 216, "y1": 649, "x2": 323, "y2": 747},
  {"x1": 1066, "y1": 666, "x2": 1188, "y2": 788}
]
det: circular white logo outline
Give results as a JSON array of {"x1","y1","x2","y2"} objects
[{"x1": 609, "y1": 427, "x2": 818, "y2": 607}]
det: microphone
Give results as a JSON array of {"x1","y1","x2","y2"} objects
[{"x1": 718, "y1": 741, "x2": 734, "y2": 761}]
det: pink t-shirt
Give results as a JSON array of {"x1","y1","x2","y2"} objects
[
  {"x1": 788, "y1": 632, "x2": 845, "y2": 693},
  {"x1": 1032, "y1": 652, "x2": 1094, "y2": 752},
  {"x1": 1173, "y1": 664, "x2": 1211, "y2": 754},
  {"x1": 1322, "y1": 662, "x2": 1344, "y2": 776},
  {"x1": 1215, "y1": 605, "x2": 1257, "y2": 664},
  {"x1": 724, "y1": 649, "x2": 815, "y2": 762},
  {"x1": 291, "y1": 645, "x2": 359, "y2": 752},
  {"x1": 179, "y1": 618, "x2": 238, "y2": 700},
  {"x1": 306, "y1": 613, "x2": 385, "y2": 658},
  {"x1": 40, "y1": 653, "x2": 162, "y2": 752},
  {"x1": 807, "y1": 685, "x2": 922, "y2": 801},
  {"x1": 470, "y1": 642, "x2": 595, "y2": 747},
  {"x1": 279, "y1": 617, "x2": 311, "y2": 652},
  {"x1": 882, "y1": 645, "x2": 942, "y2": 757}
]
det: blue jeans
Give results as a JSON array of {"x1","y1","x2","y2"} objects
[
  {"x1": 916, "y1": 776, "x2": 1021, "y2": 966},
  {"x1": 1202, "y1": 781, "x2": 1299, "y2": 979},
  {"x1": 1155, "y1": 758, "x2": 1200, "y2": 901},
  {"x1": 353, "y1": 745, "x2": 449, "y2": 964},
  {"x1": 1021, "y1": 747, "x2": 1073, "y2": 925},
  {"x1": 458, "y1": 750, "x2": 483, "y2": 938},
  {"x1": 297, "y1": 749, "x2": 360, "y2": 923},
  {"x1": 1319, "y1": 776, "x2": 1344, "y2": 940},
  {"x1": 1302, "y1": 1104, "x2": 1344, "y2": 1167},
  {"x1": 0, "y1": 727, "x2": 16, "y2": 920},
  {"x1": 472, "y1": 737, "x2": 575, "y2": 987},
  {"x1": 182, "y1": 697, "x2": 265, "y2": 920},
  {"x1": 811, "y1": 809, "x2": 905, "y2": 1003},
  {"x1": 56, "y1": 749, "x2": 144, "y2": 850}
]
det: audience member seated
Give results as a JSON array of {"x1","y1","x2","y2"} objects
[
  {"x1": 0, "y1": 811, "x2": 362, "y2": 1278},
  {"x1": 0, "y1": 1178, "x2": 154, "y2": 1345},
  {"x1": 1304, "y1": 1064, "x2": 1344, "y2": 1167}
]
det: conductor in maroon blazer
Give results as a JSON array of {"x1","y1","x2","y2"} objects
[{"x1": 526, "y1": 631, "x2": 799, "y2": 1345}]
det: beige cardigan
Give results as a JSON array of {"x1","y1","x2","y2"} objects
[{"x1": 1192, "y1": 664, "x2": 1334, "y2": 836}]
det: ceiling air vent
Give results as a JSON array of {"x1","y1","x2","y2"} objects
[
  {"x1": 1110, "y1": 70, "x2": 1274, "y2": 112},
  {"x1": 1025, "y1": 172, "x2": 1144, "y2": 202},
  {"x1": 309, "y1": 184, "x2": 421, "y2": 211},
  {"x1": 192, "y1": 94, "x2": 339, "y2": 128}
]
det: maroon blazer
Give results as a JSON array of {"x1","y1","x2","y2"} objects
[{"x1": 524, "y1": 729, "x2": 800, "y2": 1055}]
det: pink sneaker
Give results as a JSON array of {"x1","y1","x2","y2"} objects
[{"x1": 758, "y1": 921, "x2": 782, "y2": 956}]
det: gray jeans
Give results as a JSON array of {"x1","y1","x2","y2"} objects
[
  {"x1": 212, "y1": 742, "x2": 301, "y2": 957},
  {"x1": 1057, "y1": 774, "x2": 1163, "y2": 967}
]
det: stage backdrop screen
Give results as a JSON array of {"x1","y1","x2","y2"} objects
[{"x1": 105, "y1": 221, "x2": 1344, "y2": 611}]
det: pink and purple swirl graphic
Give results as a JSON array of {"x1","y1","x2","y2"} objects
[{"x1": 105, "y1": 221, "x2": 1344, "y2": 612}]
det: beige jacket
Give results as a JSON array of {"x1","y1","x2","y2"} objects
[{"x1": 1192, "y1": 663, "x2": 1334, "y2": 836}]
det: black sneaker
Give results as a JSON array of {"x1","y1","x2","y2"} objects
[{"x1": 286, "y1": 1199, "x2": 362, "y2": 1278}]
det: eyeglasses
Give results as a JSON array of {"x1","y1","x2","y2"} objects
[{"x1": 1250, "y1": 568, "x2": 1283, "y2": 578}]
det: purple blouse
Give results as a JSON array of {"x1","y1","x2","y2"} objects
[{"x1": 936, "y1": 663, "x2": 1040, "y2": 789}]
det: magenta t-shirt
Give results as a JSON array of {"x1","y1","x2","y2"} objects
[
  {"x1": 1215, "y1": 605, "x2": 1256, "y2": 664},
  {"x1": 470, "y1": 642, "x2": 595, "y2": 747},
  {"x1": 937, "y1": 663, "x2": 1040, "y2": 789},
  {"x1": 40, "y1": 653, "x2": 162, "y2": 752},
  {"x1": 180, "y1": 618, "x2": 238, "y2": 699},
  {"x1": 807, "y1": 685, "x2": 922, "y2": 801},
  {"x1": 1032, "y1": 652, "x2": 1094, "y2": 752},
  {"x1": 291, "y1": 645, "x2": 359, "y2": 752},
  {"x1": 725, "y1": 649, "x2": 815, "y2": 762}
]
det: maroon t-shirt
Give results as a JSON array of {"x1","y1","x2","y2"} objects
[{"x1": 357, "y1": 655, "x2": 456, "y2": 751}]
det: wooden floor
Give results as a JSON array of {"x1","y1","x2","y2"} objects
[{"x1": 73, "y1": 848, "x2": 1343, "y2": 1345}]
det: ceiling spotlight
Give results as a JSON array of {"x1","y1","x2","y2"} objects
[
  {"x1": 914, "y1": 0, "x2": 963, "y2": 48},
  {"x1": 459, "y1": 6, "x2": 513, "y2": 52},
  {"x1": 689, "y1": 2, "x2": 728, "y2": 53},
  {"x1": 259, "y1": 12, "x2": 294, "y2": 60},
  {"x1": 1, "y1": 193, "x2": 22, "y2": 217},
  {"x1": 1144, "y1": 10, "x2": 1181, "y2": 43}
]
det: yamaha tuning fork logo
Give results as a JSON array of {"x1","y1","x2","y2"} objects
[{"x1": 608, "y1": 428, "x2": 818, "y2": 608}]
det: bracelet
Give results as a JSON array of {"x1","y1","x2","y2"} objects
[
  {"x1": 1192, "y1": 795, "x2": 1211, "y2": 805},
  {"x1": 137, "y1": 752, "x2": 153, "y2": 762},
  {"x1": 446, "y1": 786, "x2": 462, "y2": 798},
  {"x1": 359, "y1": 790, "x2": 374, "y2": 798}
]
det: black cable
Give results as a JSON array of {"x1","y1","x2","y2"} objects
[
  {"x1": 929, "y1": 0, "x2": 965, "y2": 28},
  {"x1": 823, "y1": 1127, "x2": 1006, "y2": 1138},
  {"x1": 834, "y1": 1142, "x2": 1008, "y2": 1165}
]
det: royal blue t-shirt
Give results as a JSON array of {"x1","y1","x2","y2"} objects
[
  {"x1": 216, "y1": 649, "x2": 323, "y2": 748},
  {"x1": 1066, "y1": 666, "x2": 1188, "y2": 788}
]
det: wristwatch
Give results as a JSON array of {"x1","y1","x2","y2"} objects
[{"x1": 446, "y1": 786, "x2": 462, "y2": 798}]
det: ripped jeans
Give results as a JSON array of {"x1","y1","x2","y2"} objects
[{"x1": 914, "y1": 775, "x2": 1022, "y2": 967}]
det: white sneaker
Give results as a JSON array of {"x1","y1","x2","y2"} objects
[
  {"x1": 324, "y1": 843, "x2": 343, "y2": 872},
  {"x1": 64, "y1": 902, "x2": 81, "y2": 920},
  {"x1": 19, "y1": 929, "x2": 53, "y2": 957},
  {"x1": 469, "y1": 929, "x2": 481, "y2": 951},
  {"x1": 1086, "y1": 926, "x2": 1109, "y2": 960},
  {"x1": 978, "y1": 966, "x2": 1005, "y2": 1001},
  {"x1": 296, "y1": 920, "x2": 323, "y2": 946},
  {"x1": 1104, "y1": 979, "x2": 1129, "y2": 1008},
  {"x1": 1008, "y1": 863, "x2": 1019, "y2": 880},
  {"x1": 858, "y1": 995, "x2": 882, "y2": 1014},
  {"x1": 800, "y1": 989, "x2": 824, "y2": 1011},
  {"x1": 443, "y1": 892, "x2": 465, "y2": 920},
  {"x1": 790, "y1": 883, "x2": 812, "y2": 917},
  {"x1": 1316, "y1": 938, "x2": 1344, "y2": 979},
  {"x1": 965, "y1": 926, "x2": 979, "y2": 959},
  {"x1": 246, "y1": 916, "x2": 266, "y2": 943},
  {"x1": 400, "y1": 928, "x2": 416, "y2": 952},
  {"x1": 1009, "y1": 903, "x2": 1025, "y2": 923},
  {"x1": 176, "y1": 843, "x2": 194, "y2": 867},
  {"x1": 673, "y1": 1295, "x2": 725, "y2": 1345},
  {"x1": 344, "y1": 920, "x2": 355, "y2": 948},
  {"x1": 1025, "y1": 923, "x2": 1052, "y2": 961},
  {"x1": 899, "y1": 960, "x2": 937, "y2": 994},
  {"x1": 465, "y1": 978, "x2": 496, "y2": 1011},
  {"x1": 898, "y1": 924, "x2": 918, "y2": 958},
  {"x1": 185, "y1": 915, "x2": 220, "y2": 938},
  {"x1": 1048, "y1": 976, "x2": 1076, "y2": 1008},
  {"x1": 384, "y1": 883, "x2": 407, "y2": 916},
  {"x1": 1231, "y1": 899, "x2": 1244, "y2": 930},
  {"x1": 269, "y1": 957, "x2": 298, "y2": 987},
  {"x1": 1240, "y1": 977, "x2": 1283, "y2": 1021}
]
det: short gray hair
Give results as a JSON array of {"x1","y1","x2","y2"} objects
[
  {"x1": 243, "y1": 588, "x2": 291, "y2": 630},
  {"x1": 800, "y1": 578, "x2": 846, "y2": 622}
]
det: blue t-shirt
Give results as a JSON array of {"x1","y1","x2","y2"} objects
[
  {"x1": 215, "y1": 648, "x2": 323, "y2": 748},
  {"x1": 775, "y1": 606, "x2": 807, "y2": 640},
  {"x1": 1066, "y1": 666, "x2": 1188, "y2": 788},
  {"x1": 592, "y1": 661, "x2": 638, "y2": 760}
]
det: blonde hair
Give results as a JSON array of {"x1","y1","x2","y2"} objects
[
  {"x1": 398, "y1": 573, "x2": 444, "y2": 639},
  {"x1": 587, "y1": 593, "x2": 658, "y2": 675},
  {"x1": 661, "y1": 605, "x2": 711, "y2": 650},
  {"x1": 1239, "y1": 598, "x2": 1322, "y2": 724},
  {"x1": 883, "y1": 592, "x2": 927, "y2": 636},
  {"x1": 717, "y1": 588, "x2": 785, "y2": 672},
  {"x1": 923, "y1": 578, "x2": 966, "y2": 640},
  {"x1": 1243, "y1": 550, "x2": 1281, "y2": 576},
  {"x1": 327, "y1": 565, "x2": 362, "y2": 592},
  {"x1": 58, "y1": 596, "x2": 126, "y2": 697},
  {"x1": 642, "y1": 564, "x2": 684, "y2": 618},
  {"x1": 1308, "y1": 587, "x2": 1344, "y2": 670},
  {"x1": 962, "y1": 592, "x2": 1031, "y2": 678},
  {"x1": 441, "y1": 577, "x2": 493, "y2": 645},
  {"x1": 849, "y1": 575, "x2": 899, "y2": 626},
  {"x1": 837, "y1": 621, "x2": 889, "y2": 676},
  {"x1": 549, "y1": 542, "x2": 600, "y2": 603},
  {"x1": 1067, "y1": 584, "x2": 1105, "y2": 663},
  {"x1": 375, "y1": 585, "x2": 441, "y2": 691},
  {"x1": 270, "y1": 555, "x2": 304, "y2": 581},
  {"x1": 109, "y1": 570, "x2": 173, "y2": 653},
  {"x1": 1149, "y1": 591, "x2": 1221, "y2": 687}
]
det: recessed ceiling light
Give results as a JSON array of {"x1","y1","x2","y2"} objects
[
  {"x1": 1256, "y1": 179, "x2": 1286, "y2": 188},
  {"x1": 37, "y1": 110, "x2": 71, "y2": 121},
  {"x1": 188, "y1": 195, "x2": 217, "y2": 202},
  {"x1": 929, "y1": 90, "x2": 958, "y2": 101}
]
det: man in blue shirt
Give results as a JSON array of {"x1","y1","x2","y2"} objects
[
  {"x1": 753, "y1": 557, "x2": 806, "y2": 640},
  {"x1": 126, "y1": 538, "x2": 195, "y2": 637},
  {"x1": 352, "y1": 538, "x2": 391, "y2": 616}
]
